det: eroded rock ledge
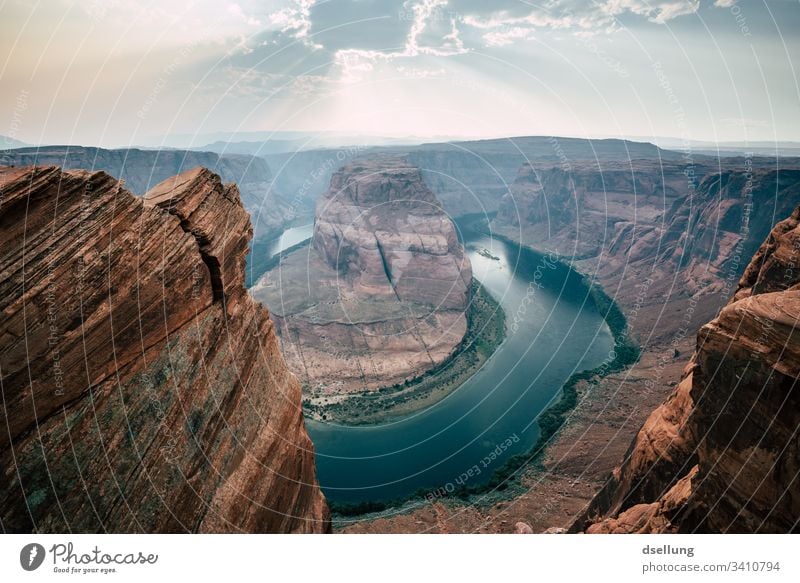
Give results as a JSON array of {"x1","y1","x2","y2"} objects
[
  {"x1": 0, "y1": 165, "x2": 329, "y2": 533},
  {"x1": 577, "y1": 206, "x2": 800, "y2": 533},
  {"x1": 253, "y1": 156, "x2": 473, "y2": 396}
]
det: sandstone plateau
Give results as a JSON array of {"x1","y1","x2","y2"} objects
[
  {"x1": 0, "y1": 165, "x2": 329, "y2": 532},
  {"x1": 252, "y1": 157, "x2": 472, "y2": 396},
  {"x1": 578, "y1": 205, "x2": 800, "y2": 533}
]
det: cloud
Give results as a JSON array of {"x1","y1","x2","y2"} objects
[
  {"x1": 481, "y1": 27, "x2": 535, "y2": 48},
  {"x1": 602, "y1": 0, "x2": 701, "y2": 24},
  {"x1": 333, "y1": 0, "x2": 468, "y2": 83},
  {"x1": 461, "y1": 0, "x2": 705, "y2": 47},
  {"x1": 404, "y1": 0, "x2": 466, "y2": 57},
  {"x1": 269, "y1": 0, "x2": 322, "y2": 48},
  {"x1": 335, "y1": 49, "x2": 381, "y2": 83},
  {"x1": 713, "y1": 0, "x2": 736, "y2": 7},
  {"x1": 228, "y1": 3, "x2": 262, "y2": 26}
]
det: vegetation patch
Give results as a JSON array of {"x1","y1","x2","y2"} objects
[{"x1": 304, "y1": 279, "x2": 506, "y2": 425}]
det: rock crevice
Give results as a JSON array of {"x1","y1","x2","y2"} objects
[{"x1": 0, "y1": 165, "x2": 329, "y2": 533}]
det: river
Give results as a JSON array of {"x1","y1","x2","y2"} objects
[{"x1": 257, "y1": 220, "x2": 614, "y2": 506}]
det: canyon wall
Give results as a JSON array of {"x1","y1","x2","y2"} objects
[
  {"x1": 494, "y1": 160, "x2": 800, "y2": 332},
  {"x1": 578, "y1": 205, "x2": 800, "y2": 533},
  {"x1": 494, "y1": 160, "x2": 698, "y2": 257},
  {"x1": 0, "y1": 146, "x2": 294, "y2": 241},
  {"x1": 0, "y1": 165, "x2": 329, "y2": 533},
  {"x1": 252, "y1": 157, "x2": 472, "y2": 394},
  {"x1": 406, "y1": 137, "x2": 673, "y2": 217}
]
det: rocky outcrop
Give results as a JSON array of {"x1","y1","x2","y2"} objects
[
  {"x1": 577, "y1": 206, "x2": 800, "y2": 533},
  {"x1": 253, "y1": 156, "x2": 472, "y2": 393},
  {"x1": 0, "y1": 165, "x2": 329, "y2": 533},
  {"x1": 595, "y1": 167, "x2": 800, "y2": 296},
  {"x1": 493, "y1": 160, "x2": 800, "y2": 348},
  {"x1": 0, "y1": 146, "x2": 296, "y2": 241}
]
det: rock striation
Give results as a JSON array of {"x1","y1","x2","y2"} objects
[
  {"x1": 495, "y1": 161, "x2": 800, "y2": 294},
  {"x1": 0, "y1": 165, "x2": 329, "y2": 533},
  {"x1": 253, "y1": 156, "x2": 472, "y2": 394},
  {"x1": 0, "y1": 146, "x2": 297, "y2": 241},
  {"x1": 577, "y1": 206, "x2": 800, "y2": 533}
]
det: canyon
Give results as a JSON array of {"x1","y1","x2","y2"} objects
[
  {"x1": 2, "y1": 137, "x2": 798, "y2": 535},
  {"x1": 342, "y1": 154, "x2": 800, "y2": 533},
  {"x1": 496, "y1": 160, "x2": 800, "y2": 300},
  {"x1": 0, "y1": 165, "x2": 329, "y2": 532},
  {"x1": 252, "y1": 157, "x2": 474, "y2": 419},
  {"x1": 263, "y1": 137, "x2": 679, "y2": 220}
]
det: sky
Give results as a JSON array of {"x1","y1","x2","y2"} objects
[{"x1": 1, "y1": 0, "x2": 799, "y2": 147}]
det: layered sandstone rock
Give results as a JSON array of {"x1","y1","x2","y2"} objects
[
  {"x1": 0, "y1": 165, "x2": 329, "y2": 533},
  {"x1": 253, "y1": 156, "x2": 472, "y2": 393},
  {"x1": 578, "y1": 206, "x2": 800, "y2": 533},
  {"x1": 0, "y1": 146, "x2": 297, "y2": 241},
  {"x1": 495, "y1": 162, "x2": 800, "y2": 297}
]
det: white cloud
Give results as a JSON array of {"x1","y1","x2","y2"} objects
[
  {"x1": 333, "y1": 0, "x2": 468, "y2": 83},
  {"x1": 714, "y1": 0, "x2": 736, "y2": 7},
  {"x1": 482, "y1": 27, "x2": 535, "y2": 48},
  {"x1": 463, "y1": 0, "x2": 705, "y2": 47},
  {"x1": 335, "y1": 49, "x2": 381, "y2": 83},
  {"x1": 602, "y1": 0, "x2": 700, "y2": 24},
  {"x1": 269, "y1": 0, "x2": 321, "y2": 48},
  {"x1": 404, "y1": 0, "x2": 466, "y2": 57}
]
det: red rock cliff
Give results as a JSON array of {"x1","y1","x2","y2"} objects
[
  {"x1": 0, "y1": 165, "x2": 329, "y2": 532},
  {"x1": 577, "y1": 206, "x2": 800, "y2": 533}
]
